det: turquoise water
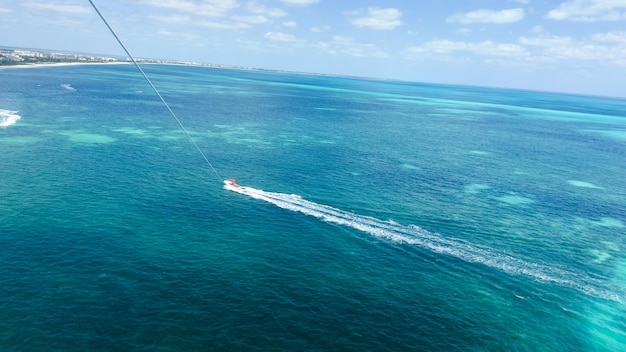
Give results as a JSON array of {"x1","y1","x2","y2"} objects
[{"x1": 1, "y1": 64, "x2": 625, "y2": 351}]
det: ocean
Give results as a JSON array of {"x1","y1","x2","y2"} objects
[{"x1": 1, "y1": 64, "x2": 625, "y2": 351}]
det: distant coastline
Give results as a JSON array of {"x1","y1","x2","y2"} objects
[
  {"x1": 0, "y1": 61, "x2": 130, "y2": 70},
  {"x1": 0, "y1": 46, "x2": 373, "y2": 81},
  {"x1": 0, "y1": 46, "x2": 258, "y2": 72},
  {"x1": 0, "y1": 47, "x2": 121, "y2": 66}
]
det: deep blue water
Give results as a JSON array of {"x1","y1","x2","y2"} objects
[{"x1": 1, "y1": 64, "x2": 625, "y2": 351}]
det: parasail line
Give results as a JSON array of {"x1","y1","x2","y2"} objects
[{"x1": 88, "y1": 0, "x2": 223, "y2": 182}]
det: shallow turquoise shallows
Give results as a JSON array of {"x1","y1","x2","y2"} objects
[{"x1": 1, "y1": 64, "x2": 625, "y2": 351}]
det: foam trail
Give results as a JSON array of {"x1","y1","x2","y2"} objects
[
  {"x1": 0, "y1": 110, "x2": 21, "y2": 128},
  {"x1": 226, "y1": 182, "x2": 624, "y2": 302}
]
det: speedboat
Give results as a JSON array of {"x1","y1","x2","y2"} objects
[{"x1": 224, "y1": 178, "x2": 240, "y2": 189}]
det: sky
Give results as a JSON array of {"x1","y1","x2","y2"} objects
[{"x1": 1, "y1": 0, "x2": 626, "y2": 97}]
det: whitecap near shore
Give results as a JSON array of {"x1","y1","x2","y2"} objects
[{"x1": 0, "y1": 109, "x2": 21, "y2": 128}]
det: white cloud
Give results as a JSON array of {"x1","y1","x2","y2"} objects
[
  {"x1": 519, "y1": 35, "x2": 574, "y2": 46},
  {"x1": 264, "y1": 31, "x2": 299, "y2": 41},
  {"x1": 546, "y1": 0, "x2": 626, "y2": 21},
  {"x1": 592, "y1": 30, "x2": 626, "y2": 42},
  {"x1": 232, "y1": 15, "x2": 271, "y2": 24},
  {"x1": 150, "y1": 14, "x2": 250, "y2": 29},
  {"x1": 282, "y1": 20, "x2": 297, "y2": 27},
  {"x1": 156, "y1": 29, "x2": 202, "y2": 42},
  {"x1": 531, "y1": 25, "x2": 545, "y2": 33},
  {"x1": 310, "y1": 25, "x2": 331, "y2": 32},
  {"x1": 145, "y1": 1, "x2": 286, "y2": 28},
  {"x1": 317, "y1": 36, "x2": 387, "y2": 57},
  {"x1": 149, "y1": 14, "x2": 193, "y2": 25},
  {"x1": 350, "y1": 7, "x2": 403, "y2": 30},
  {"x1": 543, "y1": 43, "x2": 626, "y2": 62},
  {"x1": 246, "y1": 2, "x2": 287, "y2": 17},
  {"x1": 446, "y1": 8, "x2": 525, "y2": 24},
  {"x1": 518, "y1": 32, "x2": 626, "y2": 65},
  {"x1": 138, "y1": 0, "x2": 239, "y2": 17},
  {"x1": 410, "y1": 40, "x2": 529, "y2": 57},
  {"x1": 22, "y1": 2, "x2": 91, "y2": 14},
  {"x1": 280, "y1": 0, "x2": 319, "y2": 5},
  {"x1": 199, "y1": 20, "x2": 251, "y2": 29}
]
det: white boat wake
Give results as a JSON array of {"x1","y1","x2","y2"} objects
[{"x1": 225, "y1": 180, "x2": 623, "y2": 303}]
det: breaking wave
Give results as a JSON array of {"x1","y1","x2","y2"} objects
[
  {"x1": 0, "y1": 109, "x2": 21, "y2": 128},
  {"x1": 61, "y1": 84, "x2": 76, "y2": 91}
]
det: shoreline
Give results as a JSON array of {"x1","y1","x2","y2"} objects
[{"x1": 0, "y1": 61, "x2": 130, "y2": 70}]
